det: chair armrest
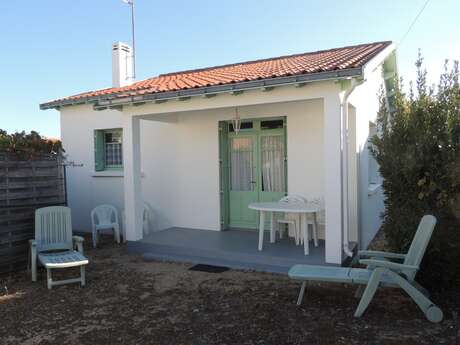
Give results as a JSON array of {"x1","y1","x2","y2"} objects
[
  {"x1": 72, "y1": 236, "x2": 85, "y2": 254},
  {"x1": 358, "y1": 250, "x2": 406, "y2": 260},
  {"x1": 359, "y1": 259, "x2": 418, "y2": 273}
]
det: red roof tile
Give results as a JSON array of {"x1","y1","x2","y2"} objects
[{"x1": 41, "y1": 41, "x2": 392, "y2": 108}]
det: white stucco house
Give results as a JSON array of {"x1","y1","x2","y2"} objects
[{"x1": 40, "y1": 41, "x2": 397, "y2": 268}]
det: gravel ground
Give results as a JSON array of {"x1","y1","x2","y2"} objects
[{"x1": 0, "y1": 235, "x2": 458, "y2": 345}]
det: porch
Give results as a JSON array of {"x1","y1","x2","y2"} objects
[
  {"x1": 127, "y1": 227, "x2": 349, "y2": 274},
  {"x1": 122, "y1": 86, "x2": 359, "y2": 266}
]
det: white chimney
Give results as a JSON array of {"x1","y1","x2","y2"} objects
[{"x1": 112, "y1": 42, "x2": 133, "y2": 87}]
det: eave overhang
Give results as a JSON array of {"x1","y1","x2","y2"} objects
[{"x1": 39, "y1": 67, "x2": 363, "y2": 111}]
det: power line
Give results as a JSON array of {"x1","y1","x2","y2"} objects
[{"x1": 398, "y1": 0, "x2": 431, "y2": 47}]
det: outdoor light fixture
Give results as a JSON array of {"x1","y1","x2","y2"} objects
[
  {"x1": 232, "y1": 107, "x2": 241, "y2": 134},
  {"x1": 122, "y1": 0, "x2": 136, "y2": 79}
]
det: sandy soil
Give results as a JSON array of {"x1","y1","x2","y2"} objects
[{"x1": 0, "y1": 235, "x2": 457, "y2": 345}]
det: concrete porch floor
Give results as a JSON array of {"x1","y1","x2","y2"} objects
[{"x1": 127, "y1": 227, "x2": 342, "y2": 274}]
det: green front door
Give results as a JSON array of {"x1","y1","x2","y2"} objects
[{"x1": 226, "y1": 119, "x2": 286, "y2": 229}]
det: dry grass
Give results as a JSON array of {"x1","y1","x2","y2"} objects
[{"x1": 0, "y1": 235, "x2": 457, "y2": 345}]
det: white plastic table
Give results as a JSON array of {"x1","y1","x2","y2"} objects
[{"x1": 248, "y1": 202, "x2": 318, "y2": 255}]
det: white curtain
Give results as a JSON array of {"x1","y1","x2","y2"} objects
[
  {"x1": 230, "y1": 137, "x2": 253, "y2": 191},
  {"x1": 261, "y1": 136, "x2": 284, "y2": 192}
]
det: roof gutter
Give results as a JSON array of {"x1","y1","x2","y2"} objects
[{"x1": 39, "y1": 67, "x2": 363, "y2": 110}]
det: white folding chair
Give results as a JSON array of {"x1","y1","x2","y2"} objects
[{"x1": 90, "y1": 204, "x2": 121, "y2": 248}]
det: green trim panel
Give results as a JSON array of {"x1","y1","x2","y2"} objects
[{"x1": 94, "y1": 130, "x2": 105, "y2": 171}]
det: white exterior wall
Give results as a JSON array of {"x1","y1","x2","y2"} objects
[
  {"x1": 349, "y1": 65, "x2": 386, "y2": 249},
  {"x1": 140, "y1": 99, "x2": 325, "y2": 232},
  {"x1": 59, "y1": 77, "x2": 387, "y2": 264},
  {"x1": 60, "y1": 105, "x2": 125, "y2": 232},
  {"x1": 60, "y1": 98, "x2": 325, "y2": 235}
]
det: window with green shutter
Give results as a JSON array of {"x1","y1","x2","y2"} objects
[{"x1": 94, "y1": 128, "x2": 123, "y2": 171}]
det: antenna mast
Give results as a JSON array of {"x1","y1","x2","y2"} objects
[{"x1": 122, "y1": 0, "x2": 136, "y2": 78}]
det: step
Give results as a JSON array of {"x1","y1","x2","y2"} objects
[
  {"x1": 127, "y1": 241, "x2": 326, "y2": 268},
  {"x1": 142, "y1": 251, "x2": 290, "y2": 274}
]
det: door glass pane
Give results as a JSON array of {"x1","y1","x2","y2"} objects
[
  {"x1": 230, "y1": 137, "x2": 254, "y2": 191},
  {"x1": 261, "y1": 135, "x2": 285, "y2": 192}
]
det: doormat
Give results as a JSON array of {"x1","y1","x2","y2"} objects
[{"x1": 189, "y1": 264, "x2": 230, "y2": 273}]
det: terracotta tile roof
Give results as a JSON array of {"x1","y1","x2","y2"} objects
[{"x1": 41, "y1": 41, "x2": 392, "y2": 109}]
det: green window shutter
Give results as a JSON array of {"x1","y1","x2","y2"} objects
[
  {"x1": 94, "y1": 130, "x2": 105, "y2": 171},
  {"x1": 218, "y1": 121, "x2": 229, "y2": 229}
]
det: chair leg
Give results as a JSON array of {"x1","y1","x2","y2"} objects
[
  {"x1": 354, "y1": 268, "x2": 384, "y2": 317},
  {"x1": 293, "y1": 223, "x2": 300, "y2": 245},
  {"x1": 113, "y1": 224, "x2": 121, "y2": 244},
  {"x1": 80, "y1": 266, "x2": 86, "y2": 287},
  {"x1": 31, "y1": 248, "x2": 37, "y2": 282},
  {"x1": 386, "y1": 270, "x2": 443, "y2": 323},
  {"x1": 92, "y1": 227, "x2": 98, "y2": 248},
  {"x1": 296, "y1": 281, "x2": 308, "y2": 305},
  {"x1": 312, "y1": 218, "x2": 319, "y2": 247},
  {"x1": 278, "y1": 221, "x2": 284, "y2": 239},
  {"x1": 297, "y1": 217, "x2": 303, "y2": 245},
  {"x1": 27, "y1": 247, "x2": 30, "y2": 272},
  {"x1": 46, "y1": 268, "x2": 53, "y2": 290},
  {"x1": 354, "y1": 285, "x2": 365, "y2": 298}
]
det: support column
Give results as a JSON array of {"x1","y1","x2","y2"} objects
[
  {"x1": 123, "y1": 115, "x2": 143, "y2": 241},
  {"x1": 323, "y1": 94, "x2": 343, "y2": 264}
]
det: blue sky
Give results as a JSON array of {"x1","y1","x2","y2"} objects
[{"x1": 1, "y1": 0, "x2": 459, "y2": 138}]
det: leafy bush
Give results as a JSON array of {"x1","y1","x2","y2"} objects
[
  {"x1": 0, "y1": 130, "x2": 63, "y2": 158},
  {"x1": 371, "y1": 55, "x2": 460, "y2": 291}
]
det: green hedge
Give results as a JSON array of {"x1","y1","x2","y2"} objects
[
  {"x1": 0, "y1": 130, "x2": 63, "y2": 158},
  {"x1": 371, "y1": 55, "x2": 460, "y2": 291}
]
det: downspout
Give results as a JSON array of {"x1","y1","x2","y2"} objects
[{"x1": 340, "y1": 77, "x2": 362, "y2": 257}]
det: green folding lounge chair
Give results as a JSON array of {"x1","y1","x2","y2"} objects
[
  {"x1": 288, "y1": 215, "x2": 443, "y2": 323},
  {"x1": 30, "y1": 206, "x2": 89, "y2": 289}
]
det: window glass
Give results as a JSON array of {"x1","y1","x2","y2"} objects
[
  {"x1": 261, "y1": 135, "x2": 285, "y2": 192},
  {"x1": 261, "y1": 119, "x2": 284, "y2": 130},
  {"x1": 105, "y1": 130, "x2": 123, "y2": 167},
  {"x1": 230, "y1": 137, "x2": 254, "y2": 191},
  {"x1": 229, "y1": 121, "x2": 253, "y2": 132}
]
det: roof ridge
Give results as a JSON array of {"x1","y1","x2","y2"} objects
[{"x1": 157, "y1": 40, "x2": 392, "y2": 78}]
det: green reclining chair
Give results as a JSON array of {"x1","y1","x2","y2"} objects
[{"x1": 288, "y1": 215, "x2": 443, "y2": 323}]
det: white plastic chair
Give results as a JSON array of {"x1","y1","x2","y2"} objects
[
  {"x1": 304, "y1": 197, "x2": 322, "y2": 248},
  {"x1": 91, "y1": 204, "x2": 121, "y2": 248},
  {"x1": 142, "y1": 202, "x2": 152, "y2": 236},
  {"x1": 277, "y1": 195, "x2": 308, "y2": 245},
  {"x1": 121, "y1": 202, "x2": 152, "y2": 242}
]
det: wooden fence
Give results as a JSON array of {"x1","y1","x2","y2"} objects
[{"x1": 0, "y1": 153, "x2": 66, "y2": 274}]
